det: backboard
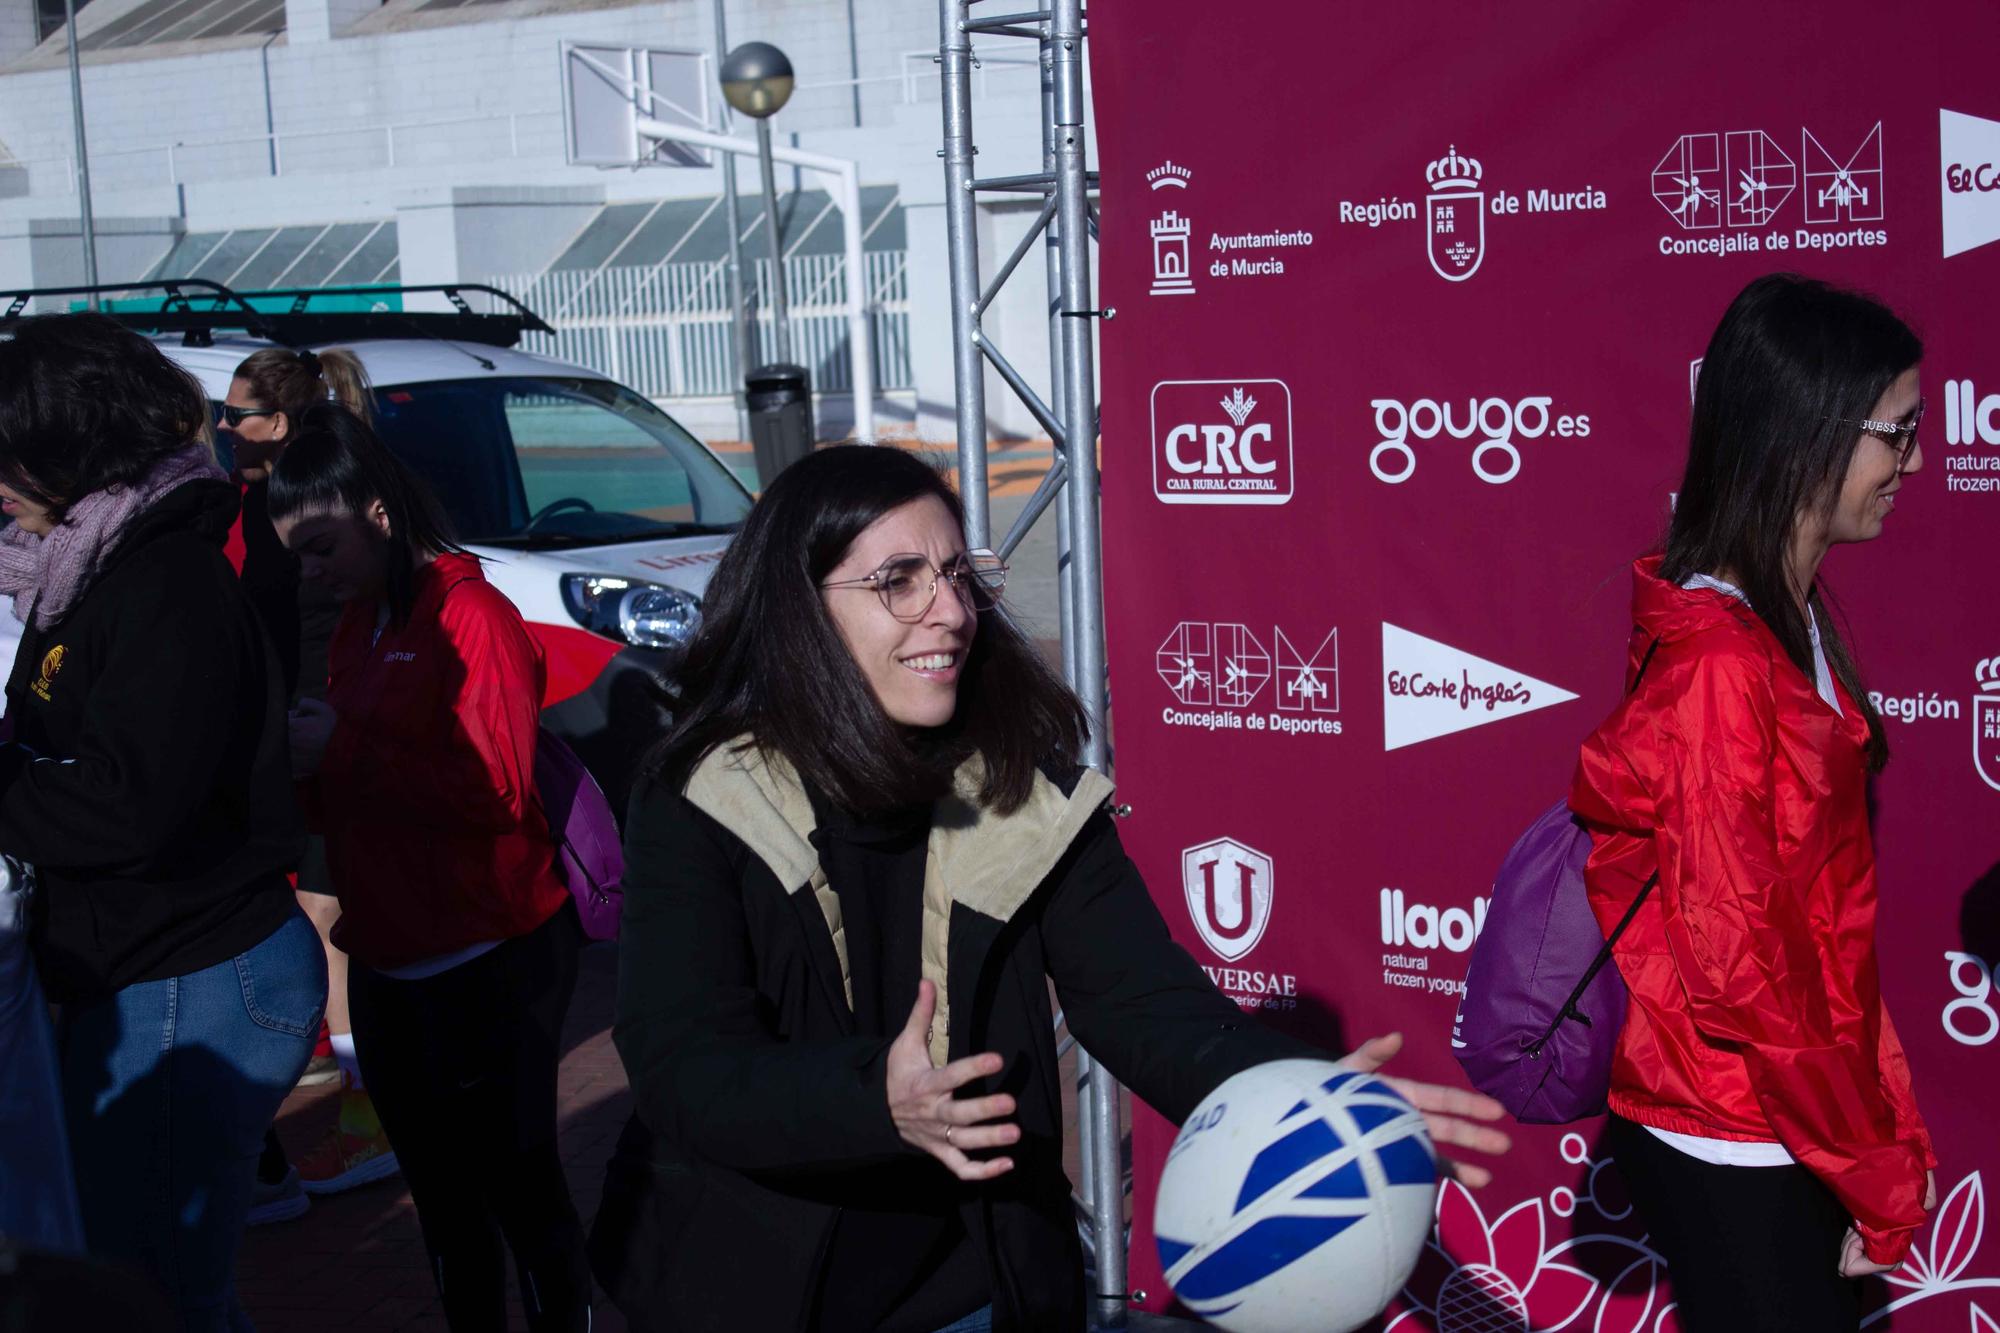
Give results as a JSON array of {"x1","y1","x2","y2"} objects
[{"x1": 562, "y1": 43, "x2": 711, "y2": 169}]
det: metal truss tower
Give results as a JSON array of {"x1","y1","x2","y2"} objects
[{"x1": 938, "y1": 1, "x2": 1126, "y2": 1325}]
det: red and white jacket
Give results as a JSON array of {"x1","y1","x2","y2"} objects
[
  {"x1": 1570, "y1": 557, "x2": 1933, "y2": 1265},
  {"x1": 306, "y1": 552, "x2": 568, "y2": 969}
]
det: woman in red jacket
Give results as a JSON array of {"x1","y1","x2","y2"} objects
[
  {"x1": 270, "y1": 403, "x2": 590, "y2": 1332},
  {"x1": 1570, "y1": 274, "x2": 1934, "y2": 1333}
]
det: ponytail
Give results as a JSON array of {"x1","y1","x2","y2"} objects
[
  {"x1": 232, "y1": 345, "x2": 375, "y2": 427},
  {"x1": 315, "y1": 349, "x2": 374, "y2": 423}
]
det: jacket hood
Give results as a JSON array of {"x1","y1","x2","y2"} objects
[
  {"x1": 1628, "y1": 555, "x2": 1762, "y2": 646},
  {"x1": 100, "y1": 479, "x2": 242, "y2": 575}
]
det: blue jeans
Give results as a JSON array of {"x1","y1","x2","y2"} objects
[
  {"x1": 931, "y1": 1307, "x2": 994, "y2": 1333},
  {"x1": 59, "y1": 908, "x2": 327, "y2": 1332},
  {"x1": 0, "y1": 865, "x2": 82, "y2": 1252}
]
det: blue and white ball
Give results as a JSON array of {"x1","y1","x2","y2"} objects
[{"x1": 1154, "y1": 1059, "x2": 1437, "y2": 1332}]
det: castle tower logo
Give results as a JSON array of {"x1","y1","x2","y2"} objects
[
  {"x1": 1148, "y1": 160, "x2": 1196, "y2": 296},
  {"x1": 1425, "y1": 144, "x2": 1486, "y2": 282}
]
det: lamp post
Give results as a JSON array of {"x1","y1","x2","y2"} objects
[
  {"x1": 63, "y1": 0, "x2": 99, "y2": 306},
  {"x1": 719, "y1": 41, "x2": 795, "y2": 365},
  {"x1": 711, "y1": 0, "x2": 750, "y2": 442}
]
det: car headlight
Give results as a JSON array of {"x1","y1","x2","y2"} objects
[{"x1": 560, "y1": 574, "x2": 702, "y2": 651}]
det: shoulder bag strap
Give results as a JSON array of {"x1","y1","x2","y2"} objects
[{"x1": 1526, "y1": 634, "x2": 1663, "y2": 1053}]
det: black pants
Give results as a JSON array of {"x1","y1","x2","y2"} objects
[
  {"x1": 349, "y1": 902, "x2": 590, "y2": 1333},
  {"x1": 1605, "y1": 1114, "x2": 1858, "y2": 1333}
]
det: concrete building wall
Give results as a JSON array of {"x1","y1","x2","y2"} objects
[
  {"x1": 0, "y1": 0, "x2": 37, "y2": 69},
  {"x1": 0, "y1": 0, "x2": 959, "y2": 202}
]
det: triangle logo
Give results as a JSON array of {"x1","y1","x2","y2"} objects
[
  {"x1": 1941, "y1": 109, "x2": 2000, "y2": 260},
  {"x1": 1381, "y1": 623, "x2": 1578, "y2": 752}
]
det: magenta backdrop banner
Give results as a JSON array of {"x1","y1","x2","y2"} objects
[{"x1": 1087, "y1": 3, "x2": 2000, "y2": 1329}]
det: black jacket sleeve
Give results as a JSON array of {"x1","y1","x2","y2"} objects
[
  {"x1": 0, "y1": 554, "x2": 247, "y2": 871},
  {"x1": 612, "y1": 778, "x2": 913, "y2": 1174},
  {"x1": 1040, "y1": 811, "x2": 1323, "y2": 1125}
]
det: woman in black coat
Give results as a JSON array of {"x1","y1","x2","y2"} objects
[
  {"x1": 591, "y1": 445, "x2": 1507, "y2": 1333},
  {"x1": 0, "y1": 314, "x2": 323, "y2": 1330}
]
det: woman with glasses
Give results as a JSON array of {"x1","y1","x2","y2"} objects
[
  {"x1": 1570, "y1": 273, "x2": 1934, "y2": 1332},
  {"x1": 591, "y1": 444, "x2": 1509, "y2": 1333}
]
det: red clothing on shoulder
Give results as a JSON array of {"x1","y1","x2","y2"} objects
[
  {"x1": 223, "y1": 481, "x2": 249, "y2": 573},
  {"x1": 1570, "y1": 556, "x2": 1932, "y2": 1265},
  {"x1": 308, "y1": 551, "x2": 567, "y2": 968}
]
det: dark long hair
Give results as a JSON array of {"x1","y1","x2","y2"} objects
[
  {"x1": 0, "y1": 313, "x2": 212, "y2": 515},
  {"x1": 267, "y1": 403, "x2": 464, "y2": 625},
  {"x1": 653, "y1": 444, "x2": 1086, "y2": 816},
  {"x1": 1663, "y1": 273, "x2": 1918, "y2": 771}
]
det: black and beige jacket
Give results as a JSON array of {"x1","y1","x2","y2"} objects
[{"x1": 591, "y1": 739, "x2": 1315, "y2": 1333}]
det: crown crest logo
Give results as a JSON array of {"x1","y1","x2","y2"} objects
[
  {"x1": 1147, "y1": 160, "x2": 1193, "y2": 190},
  {"x1": 1220, "y1": 387, "x2": 1257, "y2": 426},
  {"x1": 1977, "y1": 654, "x2": 2000, "y2": 691},
  {"x1": 1426, "y1": 144, "x2": 1483, "y2": 191}
]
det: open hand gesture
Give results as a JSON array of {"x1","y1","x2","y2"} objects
[
  {"x1": 1341, "y1": 1032, "x2": 1513, "y2": 1189},
  {"x1": 886, "y1": 980, "x2": 1020, "y2": 1182}
]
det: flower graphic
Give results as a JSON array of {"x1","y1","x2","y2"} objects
[
  {"x1": 1389, "y1": 1181, "x2": 1598, "y2": 1332},
  {"x1": 1861, "y1": 1172, "x2": 2000, "y2": 1327},
  {"x1": 1888, "y1": 1173, "x2": 1986, "y2": 1297}
]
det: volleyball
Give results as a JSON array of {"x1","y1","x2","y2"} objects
[{"x1": 1153, "y1": 1060, "x2": 1437, "y2": 1332}]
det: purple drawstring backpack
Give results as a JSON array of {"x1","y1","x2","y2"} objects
[
  {"x1": 1451, "y1": 638, "x2": 1658, "y2": 1124},
  {"x1": 534, "y1": 727, "x2": 625, "y2": 941}
]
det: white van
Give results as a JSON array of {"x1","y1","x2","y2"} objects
[{"x1": 0, "y1": 284, "x2": 754, "y2": 806}]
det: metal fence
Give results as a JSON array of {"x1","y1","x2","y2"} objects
[{"x1": 485, "y1": 250, "x2": 911, "y2": 400}]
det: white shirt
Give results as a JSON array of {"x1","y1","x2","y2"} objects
[
  {"x1": 1646, "y1": 575, "x2": 1828, "y2": 1168},
  {"x1": 377, "y1": 939, "x2": 503, "y2": 981}
]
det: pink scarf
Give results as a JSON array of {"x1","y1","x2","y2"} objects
[{"x1": 0, "y1": 443, "x2": 228, "y2": 630}]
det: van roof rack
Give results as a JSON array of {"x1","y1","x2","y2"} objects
[{"x1": 0, "y1": 280, "x2": 551, "y2": 348}]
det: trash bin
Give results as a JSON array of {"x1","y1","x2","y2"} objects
[{"x1": 745, "y1": 363, "x2": 814, "y2": 487}]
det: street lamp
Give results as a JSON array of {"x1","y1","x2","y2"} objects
[
  {"x1": 63, "y1": 0, "x2": 98, "y2": 305},
  {"x1": 720, "y1": 41, "x2": 795, "y2": 364}
]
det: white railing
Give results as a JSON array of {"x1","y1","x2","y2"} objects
[
  {"x1": 9, "y1": 110, "x2": 566, "y2": 194},
  {"x1": 487, "y1": 250, "x2": 911, "y2": 399},
  {"x1": 8, "y1": 49, "x2": 1052, "y2": 197}
]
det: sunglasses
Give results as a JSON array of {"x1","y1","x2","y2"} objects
[{"x1": 216, "y1": 403, "x2": 281, "y2": 429}]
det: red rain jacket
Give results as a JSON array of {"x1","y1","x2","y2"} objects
[
  {"x1": 1570, "y1": 557, "x2": 1933, "y2": 1265},
  {"x1": 306, "y1": 552, "x2": 568, "y2": 969}
]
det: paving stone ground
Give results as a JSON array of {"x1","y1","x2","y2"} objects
[
  {"x1": 239, "y1": 940, "x2": 1111, "y2": 1332},
  {"x1": 239, "y1": 941, "x2": 633, "y2": 1333}
]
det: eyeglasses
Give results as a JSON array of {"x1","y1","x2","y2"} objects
[
  {"x1": 820, "y1": 550, "x2": 1008, "y2": 622},
  {"x1": 216, "y1": 403, "x2": 281, "y2": 429},
  {"x1": 1835, "y1": 396, "x2": 1924, "y2": 471}
]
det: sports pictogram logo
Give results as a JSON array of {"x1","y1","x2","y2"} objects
[
  {"x1": 1804, "y1": 123, "x2": 1884, "y2": 223},
  {"x1": 1654, "y1": 122, "x2": 1883, "y2": 231}
]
